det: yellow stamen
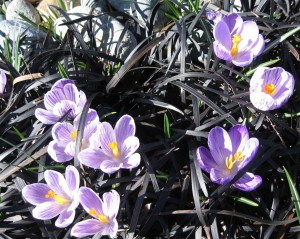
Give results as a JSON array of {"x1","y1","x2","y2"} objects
[
  {"x1": 230, "y1": 34, "x2": 243, "y2": 57},
  {"x1": 89, "y1": 208, "x2": 108, "y2": 224},
  {"x1": 108, "y1": 141, "x2": 120, "y2": 158},
  {"x1": 264, "y1": 83, "x2": 276, "y2": 95},
  {"x1": 225, "y1": 151, "x2": 244, "y2": 170},
  {"x1": 45, "y1": 190, "x2": 69, "y2": 204},
  {"x1": 70, "y1": 129, "x2": 78, "y2": 141}
]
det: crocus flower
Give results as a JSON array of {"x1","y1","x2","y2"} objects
[
  {"x1": 206, "y1": 9, "x2": 223, "y2": 23},
  {"x1": 250, "y1": 67, "x2": 295, "y2": 111},
  {"x1": 35, "y1": 79, "x2": 87, "y2": 124},
  {"x1": 71, "y1": 187, "x2": 120, "y2": 238},
  {"x1": 0, "y1": 70, "x2": 7, "y2": 95},
  {"x1": 78, "y1": 115, "x2": 140, "y2": 174},
  {"x1": 213, "y1": 13, "x2": 265, "y2": 67},
  {"x1": 48, "y1": 109, "x2": 101, "y2": 162},
  {"x1": 196, "y1": 125, "x2": 262, "y2": 191},
  {"x1": 22, "y1": 166, "x2": 80, "y2": 227}
]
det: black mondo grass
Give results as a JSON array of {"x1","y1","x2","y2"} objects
[{"x1": 0, "y1": 0, "x2": 299, "y2": 238}]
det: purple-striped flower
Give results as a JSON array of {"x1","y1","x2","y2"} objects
[
  {"x1": 213, "y1": 13, "x2": 265, "y2": 67},
  {"x1": 35, "y1": 79, "x2": 87, "y2": 124},
  {"x1": 206, "y1": 9, "x2": 223, "y2": 23},
  {"x1": 48, "y1": 109, "x2": 101, "y2": 163},
  {"x1": 196, "y1": 125, "x2": 262, "y2": 191},
  {"x1": 22, "y1": 166, "x2": 80, "y2": 228},
  {"x1": 71, "y1": 187, "x2": 120, "y2": 238},
  {"x1": 0, "y1": 70, "x2": 7, "y2": 95},
  {"x1": 250, "y1": 67, "x2": 295, "y2": 111},
  {"x1": 78, "y1": 115, "x2": 140, "y2": 174}
]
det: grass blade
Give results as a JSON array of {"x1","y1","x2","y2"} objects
[{"x1": 283, "y1": 166, "x2": 300, "y2": 223}]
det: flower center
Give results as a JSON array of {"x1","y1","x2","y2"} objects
[
  {"x1": 70, "y1": 129, "x2": 78, "y2": 141},
  {"x1": 225, "y1": 151, "x2": 244, "y2": 170},
  {"x1": 45, "y1": 190, "x2": 69, "y2": 204},
  {"x1": 89, "y1": 208, "x2": 108, "y2": 224},
  {"x1": 109, "y1": 141, "x2": 120, "y2": 158},
  {"x1": 230, "y1": 34, "x2": 243, "y2": 57},
  {"x1": 264, "y1": 83, "x2": 276, "y2": 95}
]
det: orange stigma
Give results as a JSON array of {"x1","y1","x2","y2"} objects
[
  {"x1": 230, "y1": 34, "x2": 243, "y2": 57},
  {"x1": 70, "y1": 129, "x2": 78, "y2": 141},
  {"x1": 264, "y1": 83, "x2": 276, "y2": 95},
  {"x1": 109, "y1": 141, "x2": 120, "y2": 158},
  {"x1": 89, "y1": 208, "x2": 108, "y2": 224},
  {"x1": 45, "y1": 190, "x2": 69, "y2": 204}
]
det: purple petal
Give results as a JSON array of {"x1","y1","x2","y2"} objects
[
  {"x1": 76, "y1": 90, "x2": 87, "y2": 114},
  {"x1": 55, "y1": 208, "x2": 76, "y2": 228},
  {"x1": 71, "y1": 219, "x2": 104, "y2": 238},
  {"x1": 100, "y1": 160, "x2": 121, "y2": 174},
  {"x1": 120, "y1": 136, "x2": 139, "y2": 159},
  {"x1": 238, "y1": 137, "x2": 259, "y2": 169},
  {"x1": 32, "y1": 201, "x2": 66, "y2": 220},
  {"x1": 115, "y1": 115, "x2": 136, "y2": 145},
  {"x1": 63, "y1": 83, "x2": 79, "y2": 103},
  {"x1": 233, "y1": 172, "x2": 262, "y2": 191},
  {"x1": 250, "y1": 91, "x2": 275, "y2": 111},
  {"x1": 52, "y1": 122, "x2": 75, "y2": 144},
  {"x1": 237, "y1": 21, "x2": 259, "y2": 50},
  {"x1": 0, "y1": 70, "x2": 7, "y2": 94},
  {"x1": 44, "y1": 89, "x2": 65, "y2": 111},
  {"x1": 223, "y1": 13, "x2": 243, "y2": 34},
  {"x1": 48, "y1": 141, "x2": 73, "y2": 163},
  {"x1": 232, "y1": 50, "x2": 253, "y2": 67},
  {"x1": 65, "y1": 166, "x2": 79, "y2": 196},
  {"x1": 213, "y1": 20, "x2": 232, "y2": 50},
  {"x1": 64, "y1": 142, "x2": 76, "y2": 158},
  {"x1": 52, "y1": 100, "x2": 77, "y2": 119},
  {"x1": 98, "y1": 122, "x2": 116, "y2": 155},
  {"x1": 44, "y1": 170, "x2": 70, "y2": 198},
  {"x1": 122, "y1": 153, "x2": 141, "y2": 169},
  {"x1": 208, "y1": 126, "x2": 232, "y2": 169},
  {"x1": 210, "y1": 168, "x2": 232, "y2": 185},
  {"x1": 228, "y1": 125, "x2": 249, "y2": 154},
  {"x1": 22, "y1": 183, "x2": 51, "y2": 205},
  {"x1": 79, "y1": 187, "x2": 103, "y2": 216},
  {"x1": 78, "y1": 148, "x2": 104, "y2": 169},
  {"x1": 73, "y1": 108, "x2": 99, "y2": 129},
  {"x1": 52, "y1": 79, "x2": 75, "y2": 90},
  {"x1": 196, "y1": 146, "x2": 218, "y2": 173},
  {"x1": 251, "y1": 34, "x2": 265, "y2": 57},
  {"x1": 35, "y1": 108, "x2": 60, "y2": 125},
  {"x1": 85, "y1": 124, "x2": 102, "y2": 149},
  {"x1": 102, "y1": 190, "x2": 120, "y2": 218},
  {"x1": 213, "y1": 41, "x2": 232, "y2": 61}
]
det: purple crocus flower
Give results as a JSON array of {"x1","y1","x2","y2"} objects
[
  {"x1": 250, "y1": 67, "x2": 295, "y2": 111},
  {"x1": 71, "y1": 187, "x2": 120, "y2": 238},
  {"x1": 48, "y1": 109, "x2": 101, "y2": 163},
  {"x1": 213, "y1": 13, "x2": 265, "y2": 67},
  {"x1": 0, "y1": 70, "x2": 7, "y2": 95},
  {"x1": 206, "y1": 9, "x2": 223, "y2": 23},
  {"x1": 22, "y1": 165, "x2": 80, "y2": 227},
  {"x1": 35, "y1": 79, "x2": 87, "y2": 124},
  {"x1": 196, "y1": 125, "x2": 262, "y2": 191},
  {"x1": 78, "y1": 115, "x2": 140, "y2": 174}
]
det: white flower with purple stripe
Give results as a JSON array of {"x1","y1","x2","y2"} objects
[
  {"x1": 22, "y1": 166, "x2": 80, "y2": 228},
  {"x1": 78, "y1": 115, "x2": 141, "y2": 174},
  {"x1": 35, "y1": 79, "x2": 87, "y2": 124},
  {"x1": 71, "y1": 187, "x2": 120, "y2": 238},
  {"x1": 48, "y1": 109, "x2": 101, "y2": 163}
]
